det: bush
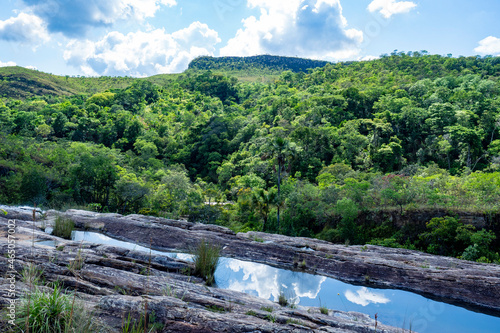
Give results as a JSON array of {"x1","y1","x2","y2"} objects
[
  {"x1": 15, "y1": 284, "x2": 97, "y2": 333},
  {"x1": 192, "y1": 240, "x2": 221, "y2": 286},
  {"x1": 52, "y1": 216, "x2": 74, "y2": 239}
]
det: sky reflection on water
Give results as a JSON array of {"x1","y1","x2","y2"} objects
[{"x1": 71, "y1": 231, "x2": 500, "y2": 333}]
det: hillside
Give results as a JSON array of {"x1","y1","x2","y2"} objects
[
  {"x1": 1, "y1": 52, "x2": 500, "y2": 264},
  {"x1": 187, "y1": 55, "x2": 331, "y2": 82},
  {"x1": 0, "y1": 56, "x2": 329, "y2": 99},
  {"x1": 0, "y1": 66, "x2": 140, "y2": 98},
  {"x1": 189, "y1": 55, "x2": 331, "y2": 73}
]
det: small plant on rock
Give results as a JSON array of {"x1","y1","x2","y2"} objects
[
  {"x1": 52, "y1": 216, "x2": 74, "y2": 239},
  {"x1": 192, "y1": 240, "x2": 221, "y2": 286}
]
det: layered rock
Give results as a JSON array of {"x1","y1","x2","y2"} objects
[
  {"x1": 0, "y1": 213, "x2": 398, "y2": 333},
  {"x1": 49, "y1": 208, "x2": 500, "y2": 315}
]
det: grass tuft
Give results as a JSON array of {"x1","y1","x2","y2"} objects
[
  {"x1": 15, "y1": 283, "x2": 97, "y2": 333},
  {"x1": 52, "y1": 216, "x2": 74, "y2": 239},
  {"x1": 192, "y1": 240, "x2": 221, "y2": 286}
]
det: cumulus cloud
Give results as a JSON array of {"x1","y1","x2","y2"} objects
[
  {"x1": 0, "y1": 12, "x2": 49, "y2": 43},
  {"x1": 63, "y1": 22, "x2": 221, "y2": 76},
  {"x1": 220, "y1": 0, "x2": 363, "y2": 60},
  {"x1": 474, "y1": 36, "x2": 500, "y2": 56},
  {"x1": 345, "y1": 287, "x2": 390, "y2": 307},
  {"x1": 21, "y1": 0, "x2": 176, "y2": 37},
  {"x1": 0, "y1": 60, "x2": 17, "y2": 67},
  {"x1": 367, "y1": 0, "x2": 417, "y2": 18}
]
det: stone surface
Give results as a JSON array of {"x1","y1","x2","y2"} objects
[
  {"x1": 0, "y1": 213, "x2": 400, "y2": 332},
  {"x1": 41, "y1": 208, "x2": 500, "y2": 314}
]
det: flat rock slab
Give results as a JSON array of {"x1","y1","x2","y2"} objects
[
  {"x1": 52, "y1": 208, "x2": 500, "y2": 314},
  {"x1": 0, "y1": 214, "x2": 399, "y2": 333}
]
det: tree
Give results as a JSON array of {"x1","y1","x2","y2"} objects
[
  {"x1": 52, "y1": 112, "x2": 68, "y2": 138},
  {"x1": 20, "y1": 169, "x2": 48, "y2": 205},
  {"x1": 262, "y1": 132, "x2": 301, "y2": 232},
  {"x1": 251, "y1": 188, "x2": 277, "y2": 231},
  {"x1": 69, "y1": 146, "x2": 118, "y2": 207},
  {"x1": 114, "y1": 175, "x2": 149, "y2": 213}
]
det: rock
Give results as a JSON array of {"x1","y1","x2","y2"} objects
[
  {"x1": 31, "y1": 207, "x2": 500, "y2": 315},
  {"x1": 0, "y1": 213, "x2": 400, "y2": 332}
]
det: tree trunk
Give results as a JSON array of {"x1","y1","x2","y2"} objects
[{"x1": 277, "y1": 159, "x2": 281, "y2": 233}]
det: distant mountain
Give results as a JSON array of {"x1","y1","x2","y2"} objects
[
  {"x1": 188, "y1": 55, "x2": 331, "y2": 73},
  {"x1": 0, "y1": 66, "x2": 80, "y2": 99},
  {"x1": 0, "y1": 66, "x2": 138, "y2": 99}
]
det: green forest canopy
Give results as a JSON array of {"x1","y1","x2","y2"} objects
[{"x1": 1, "y1": 52, "x2": 500, "y2": 263}]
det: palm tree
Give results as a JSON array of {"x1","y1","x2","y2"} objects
[
  {"x1": 263, "y1": 135, "x2": 301, "y2": 232},
  {"x1": 252, "y1": 188, "x2": 277, "y2": 231}
]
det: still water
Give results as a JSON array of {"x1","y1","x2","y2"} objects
[{"x1": 65, "y1": 231, "x2": 500, "y2": 333}]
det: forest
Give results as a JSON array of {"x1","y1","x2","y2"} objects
[{"x1": 1, "y1": 52, "x2": 499, "y2": 263}]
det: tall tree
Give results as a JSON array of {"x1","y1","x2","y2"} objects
[{"x1": 262, "y1": 132, "x2": 301, "y2": 232}]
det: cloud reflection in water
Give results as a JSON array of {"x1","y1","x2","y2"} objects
[
  {"x1": 216, "y1": 258, "x2": 326, "y2": 304},
  {"x1": 345, "y1": 287, "x2": 390, "y2": 306}
]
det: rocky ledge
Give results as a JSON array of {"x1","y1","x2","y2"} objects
[
  {"x1": 1, "y1": 208, "x2": 399, "y2": 332},
  {"x1": 48, "y1": 208, "x2": 500, "y2": 315},
  {"x1": 1, "y1": 206, "x2": 500, "y2": 331}
]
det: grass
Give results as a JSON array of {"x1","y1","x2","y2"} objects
[
  {"x1": 318, "y1": 297, "x2": 328, "y2": 315},
  {"x1": 122, "y1": 311, "x2": 163, "y2": 333},
  {"x1": 68, "y1": 246, "x2": 86, "y2": 272},
  {"x1": 260, "y1": 306, "x2": 273, "y2": 313},
  {"x1": 264, "y1": 314, "x2": 277, "y2": 323},
  {"x1": 15, "y1": 283, "x2": 97, "y2": 333},
  {"x1": 206, "y1": 305, "x2": 226, "y2": 313},
  {"x1": 277, "y1": 290, "x2": 296, "y2": 308},
  {"x1": 21, "y1": 263, "x2": 43, "y2": 286},
  {"x1": 192, "y1": 240, "x2": 221, "y2": 286},
  {"x1": 286, "y1": 318, "x2": 305, "y2": 326},
  {"x1": 52, "y1": 216, "x2": 74, "y2": 239}
]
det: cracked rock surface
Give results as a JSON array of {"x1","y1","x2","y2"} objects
[{"x1": 1, "y1": 209, "x2": 401, "y2": 333}]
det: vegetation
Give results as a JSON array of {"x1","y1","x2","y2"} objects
[
  {"x1": 52, "y1": 216, "x2": 75, "y2": 239},
  {"x1": 13, "y1": 283, "x2": 97, "y2": 333},
  {"x1": 192, "y1": 240, "x2": 221, "y2": 285},
  {"x1": 121, "y1": 311, "x2": 163, "y2": 333},
  {"x1": 1, "y1": 52, "x2": 500, "y2": 263}
]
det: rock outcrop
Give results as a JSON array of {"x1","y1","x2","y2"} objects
[
  {"x1": 49, "y1": 208, "x2": 500, "y2": 315},
  {"x1": 0, "y1": 210, "x2": 399, "y2": 333}
]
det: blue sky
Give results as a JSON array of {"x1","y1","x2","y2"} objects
[{"x1": 1, "y1": 0, "x2": 499, "y2": 77}]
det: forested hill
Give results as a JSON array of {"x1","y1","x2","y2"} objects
[
  {"x1": 0, "y1": 66, "x2": 154, "y2": 99},
  {"x1": 1, "y1": 52, "x2": 500, "y2": 263},
  {"x1": 188, "y1": 55, "x2": 331, "y2": 73}
]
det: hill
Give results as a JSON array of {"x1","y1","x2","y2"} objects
[
  {"x1": 0, "y1": 66, "x2": 141, "y2": 99},
  {"x1": 189, "y1": 55, "x2": 331, "y2": 73},
  {"x1": 1, "y1": 52, "x2": 500, "y2": 263}
]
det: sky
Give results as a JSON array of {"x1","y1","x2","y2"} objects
[{"x1": 1, "y1": 0, "x2": 500, "y2": 77}]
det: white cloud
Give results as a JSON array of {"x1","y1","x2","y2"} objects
[
  {"x1": 63, "y1": 22, "x2": 221, "y2": 76},
  {"x1": 0, "y1": 12, "x2": 50, "y2": 43},
  {"x1": 21, "y1": 0, "x2": 177, "y2": 37},
  {"x1": 345, "y1": 287, "x2": 390, "y2": 306},
  {"x1": 220, "y1": 0, "x2": 363, "y2": 60},
  {"x1": 367, "y1": 0, "x2": 417, "y2": 18},
  {"x1": 474, "y1": 36, "x2": 500, "y2": 56},
  {"x1": 0, "y1": 60, "x2": 17, "y2": 67}
]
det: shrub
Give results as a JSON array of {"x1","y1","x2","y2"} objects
[
  {"x1": 52, "y1": 216, "x2": 74, "y2": 239},
  {"x1": 277, "y1": 289, "x2": 296, "y2": 307},
  {"x1": 15, "y1": 284, "x2": 96, "y2": 333},
  {"x1": 192, "y1": 240, "x2": 221, "y2": 286},
  {"x1": 278, "y1": 291, "x2": 288, "y2": 306}
]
